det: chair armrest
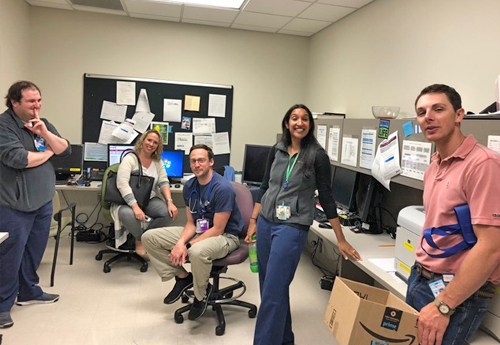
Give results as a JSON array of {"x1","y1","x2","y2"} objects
[{"x1": 53, "y1": 203, "x2": 76, "y2": 222}]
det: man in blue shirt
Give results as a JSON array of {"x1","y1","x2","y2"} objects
[
  {"x1": 143, "y1": 144, "x2": 243, "y2": 320},
  {"x1": 0, "y1": 81, "x2": 70, "y2": 328}
]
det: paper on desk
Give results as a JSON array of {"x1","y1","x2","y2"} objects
[{"x1": 368, "y1": 258, "x2": 396, "y2": 272}]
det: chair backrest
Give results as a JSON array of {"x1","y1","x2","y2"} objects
[
  {"x1": 223, "y1": 165, "x2": 235, "y2": 181},
  {"x1": 231, "y1": 182, "x2": 253, "y2": 239},
  {"x1": 101, "y1": 163, "x2": 120, "y2": 222}
]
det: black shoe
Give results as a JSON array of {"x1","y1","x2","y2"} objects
[
  {"x1": 164, "y1": 272, "x2": 193, "y2": 304},
  {"x1": 188, "y1": 283, "x2": 213, "y2": 321}
]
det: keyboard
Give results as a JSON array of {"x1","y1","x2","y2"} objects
[{"x1": 55, "y1": 179, "x2": 68, "y2": 185}]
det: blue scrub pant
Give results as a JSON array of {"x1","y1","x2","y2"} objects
[
  {"x1": 0, "y1": 201, "x2": 52, "y2": 312},
  {"x1": 406, "y1": 264, "x2": 492, "y2": 345},
  {"x1": 253, "y1": 217, "x2": 308, "y2": 345}
]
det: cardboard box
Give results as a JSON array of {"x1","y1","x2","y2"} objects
[{"x1": 324, "y1": 277, "x2": 418, "y2": 345}]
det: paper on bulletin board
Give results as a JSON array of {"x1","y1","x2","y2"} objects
[
  {"x1": 132, "y1": 111, "x2": 155, "y2": 133},
  {"x1": 400, "y1": 140, "x2": 432, "y2": 181},
  {"x1": 194, "y1": 135, "x2": 213, "y2": 148},
  {"x1": 136, "y1": 89, "x2": 151, "y2": 112},
  {"x1": 164, "y1": 99, "x2": 182, "y2": 122},
  {"x1": 193, "y1": 118, "x2": 216, "y2": 135},
  {"x1": 317, "y1": 125, "x2": 327, "y2": 149},
  {"x1": 340, "y1": 136, "x2": 359, "y2": 167},
  {"x1": 112, "y1": 119, "x2": 136, "y2": 142},
  {"x1": 100, "y1": 101, "x2": 127, "y2": 122},
  {"x1": 151, "y1": 121, "x2": 170, "y2": 145},
  {"x1": 98, "y1": 120, "x2": 119, "y2": 145},
  {"x1": 184, "y1": 95, "x2": 200, "y2": 112},
  {"x1": 327, "y1": 127, "x2": 340, "y2": 161},
  {"x1": 116, "y1": 81, "x2": 136, "y2": 105},
  {"x1": 212, "y1": 132, "x2": 230, "y2": 155},
  {"x1": 208, "y1": 94, "x2": 226, "y2": 118},
  {"x1": 488, "y1": 135, "x2": 500, "y2": 155},
  {"x1": 175, "y1": 132, "x2": 193, "y2": 154},
  {"x1": 359, "y1": 129, "x2": 377, "y2": 170}
]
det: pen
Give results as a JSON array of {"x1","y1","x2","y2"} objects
[{"x1": 379, "y1": 244, "x2": 395, "y2": 247}]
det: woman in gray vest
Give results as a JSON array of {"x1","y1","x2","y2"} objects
[{"x1": 246, "y1": 104, "x2": 361, "y2": 345}]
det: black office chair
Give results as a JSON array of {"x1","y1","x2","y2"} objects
[
  {"x1": 174, "y1": 181, "x2": 257, "y2": 336},
  {"x1": 95, "y1": 163, "x2": 148, "y2": 273}
]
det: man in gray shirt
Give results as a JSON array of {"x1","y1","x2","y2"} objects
[{"x1": 0, "y1": 81, "x2": 70, "y2": 328}]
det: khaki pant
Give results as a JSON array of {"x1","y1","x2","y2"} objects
[{"x1": 142, "y1": 226, "x2": 239, "y2": 300}]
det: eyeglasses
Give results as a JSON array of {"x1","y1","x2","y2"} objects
[{"x1": 190, "y1": 158, "x2": 208, "y2": 165}]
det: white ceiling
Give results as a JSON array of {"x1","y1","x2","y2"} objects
[{"x1": 24, "y1": 0, "x2": 374, "y2": 37}]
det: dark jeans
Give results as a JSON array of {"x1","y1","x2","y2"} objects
[
  {"x1": 406, "y1": 265, "x2": 492, "y2": 345},
  {"x1": 0, "y1": 201, "x2": 53, "y2": 312},
  {"x1": 253, "y1": 217, "x2": 308, "y2": 345}
]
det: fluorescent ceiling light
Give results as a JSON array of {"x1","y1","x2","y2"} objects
[{"x1": 154, "y1": 0, "x2": 245, "y2": 9}]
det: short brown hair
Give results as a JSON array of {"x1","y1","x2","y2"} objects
[
  {"x1": 5, "y1": 81, "x2": 41, "y2": 108},
  {"x1": 189, "y1": 144, "x2": 214, "y2": 160}
]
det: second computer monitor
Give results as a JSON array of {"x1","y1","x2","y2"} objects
[
  {"x1": 331, "y1": 165, "x2": 358, "y2": 212},
  {"x1": 161, "y1": 149, "x2": 184, "y2": 178},
  {"x1": 108, "y1": 144, "x2": 134, "y2": 166}
]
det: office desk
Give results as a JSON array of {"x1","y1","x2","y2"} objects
[
  {"x1": 309, "y1": 221, "x2": 497, "y2": 344},
  {"x1": 310, "y1": 221, "x2": 406, "y2": 299}
]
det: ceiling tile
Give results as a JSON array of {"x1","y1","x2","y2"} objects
[
  {"x1": 299, "y1": 3, "x2": 354, "y2": 22},
  {"x1": 123, "y1": 0, "x2": 182, "y2": 17},
  {"x1": 317, "y1": 0, "x2": 373, "y2": 9},
  {"x1": 182, "y1": 18, "x2": 231, "y2": 27},
  {"x1": 282, "y1": 18, "x2": 331, "y2": 33},
  {"x1": 278, "y1": 29, "x2": 314, "y2": 37},
  {"x1": 244, "y1": 0, "x2": 310, "y2": 17},
  {"x1": 231, "y1": 23, "x2": 277, "y2": 33},
  {"x1": 234, "y1": 11, "x2": 291, "y2": 29},
  {"x1": 183, "y1": 5, "x2": 238, "y2": 23},
  {"x1": 26, "y1": 0, "x2": 72, "y2": 10},
  {"x1": 129, "y1": 12, "x2": 180, "y2": 22}
]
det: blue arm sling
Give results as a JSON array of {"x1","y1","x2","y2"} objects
[{"x1": 421, "y1": 204, "x2": 477, "y2": 258}]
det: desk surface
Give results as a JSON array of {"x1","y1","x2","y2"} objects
[{"x1": 56, "y1": 181, "x2": 184, "y2": 193}]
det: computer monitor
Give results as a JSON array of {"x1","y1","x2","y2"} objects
[
  {"x1": 161, "y1": 149, "x2": 184, "y2": 178},
  {"x1": 331, "y1": 165, "x2": 358, "y2": 212},
  {"x1": 242, "y1": 144, "x2": 272, "y2": 186},
  {"x1": 107, "y1": 144, "x2": 134, "y2": 166},
  {"x1": 355, "y1": 173, "x2": 383, "y2": 234},
  {"x1": 49, "y1": 144, "x2": 83, "y2": 180}
]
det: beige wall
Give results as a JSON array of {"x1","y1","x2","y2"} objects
[
  {"x1": 306, "y1": 0, "x2": 500, "y2": 119},
  {"x1": 0, "y1": 0, "x2": 31, "y2": 98},
  {"x1": 25, "y1": 7, "x2": 309, "y2": 170}
]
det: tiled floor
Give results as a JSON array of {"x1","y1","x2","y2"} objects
[{"x1": 1, "y1": 231, "x2": 338, "y2": 345}]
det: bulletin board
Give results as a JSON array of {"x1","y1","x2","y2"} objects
[{"x1": 82, "y1": 73, "x2": 233, "y2": 175}]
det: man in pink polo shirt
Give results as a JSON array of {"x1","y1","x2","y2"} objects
[{"x1": 406, "y1": 84, "x2": 500, "y2": 345}]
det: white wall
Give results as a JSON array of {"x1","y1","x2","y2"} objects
[
  {"x1": 0, "y1": 0, "x2": 31, "y2": 98},
  {"x1": 306, "y1": 0, "x2": 500, "y2": 119},
  {"x1": 25, "y1": 7, "x2": 309, "y2": 170}
]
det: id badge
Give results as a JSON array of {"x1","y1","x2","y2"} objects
[
  {"x1": 276, "y1": 205, "x2": 291, "y2": 221},
  {"x1": 429, "y1": 278, "x2": 446, "y2": 298},
  {"x1": 196, "y1": 218, "x2": 209, "y2": 233},
  {"x1": 34, "y1": 136, "x2": 46, "y2": 152}
]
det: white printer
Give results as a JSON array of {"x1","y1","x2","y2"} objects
[
  {"x1": 396, "y1": 205, "x2": 425, "y2": 281},
  {"x1": 396, "y1": 205, "x2": 500, "y2": 341}
]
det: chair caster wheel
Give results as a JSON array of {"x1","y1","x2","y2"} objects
[
  {"x1": 140, "y1": 264, "x2": 148, "y2": 272},
  {"x1": 216, "y1": 325, "x2": 225, "y2": 336},
  {"x1": 95, "y1": 253, "x2": 103, "y2": 261},
  {"x1": 103, "y1": 264, "x2": 111, "y2": 273},
  {"x1": 174, "y1": 313, "x2": 184, "y2": 324},
  {"x1": 181, "y1": 295, "x2": 189, "y2": 303},
  {"x1": 248, "y1": 307, "x2": 257, "y2": 318}
]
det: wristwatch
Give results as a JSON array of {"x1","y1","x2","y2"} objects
[
  {"x1": 434, "y1": 297, "x2": 455, "y2": 316},
  {"x1": 185, "y1": 242, "x2": 191, "y2": 250}
]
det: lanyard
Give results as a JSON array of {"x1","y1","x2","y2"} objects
[{"x1": 283, "y1": 151, "x2": 300, "y2": 189}]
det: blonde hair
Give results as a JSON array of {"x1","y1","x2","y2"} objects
[{"x1": 135, "y1": 129, "x2": 163, "y2": 161}]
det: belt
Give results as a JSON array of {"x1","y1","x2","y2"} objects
[{"x1": 415, "y1": 262, "x2": 495, "y2": 299}]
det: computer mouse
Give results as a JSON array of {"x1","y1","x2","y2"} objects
[
  {"x1": 318, "y1": 222, "x2": 332, "y2": 229},
  {"x1": 84, "y1": 181, "x2": 91, "y2": 187},
  {"x1": 175, "y1": 184, "x2": 181, "y2": 188}
]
